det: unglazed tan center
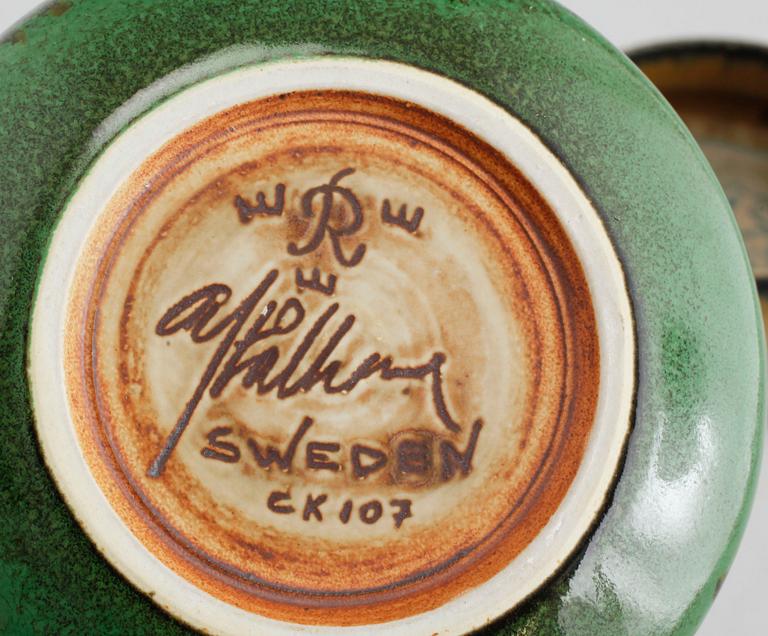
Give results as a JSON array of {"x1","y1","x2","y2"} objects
[{"x1": 63, "y1": 90, "x2": 600, "y2": 625}]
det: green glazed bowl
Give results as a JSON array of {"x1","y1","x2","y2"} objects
[{"x1": 0, "y1": 1, "x2": 763, "y2": 635}]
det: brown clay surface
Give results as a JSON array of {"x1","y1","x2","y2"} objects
[{"x1": 63, "y1": 91, "x2": 600, "y2": 625}]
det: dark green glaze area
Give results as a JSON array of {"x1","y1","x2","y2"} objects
[{"x1": 0, "y1": 1, "x2": 763, "y2": 634}]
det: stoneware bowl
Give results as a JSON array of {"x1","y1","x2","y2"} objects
[
  {"x1": 634, "y1": 42, "x2": 768, "y2": 282},
  {"x1": 0, "y1": 2, "x2": 763, "y2": 635}
]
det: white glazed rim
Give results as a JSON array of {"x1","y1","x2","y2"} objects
[{"x1": 28, "y1": 57, "x2": 635, "y2": 635}]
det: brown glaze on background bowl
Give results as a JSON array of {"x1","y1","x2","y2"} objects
[{"x1": 62, "y1": 90, "x2": 600, "y2": 625}]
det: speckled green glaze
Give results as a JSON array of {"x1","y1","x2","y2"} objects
[{"x1": 0, "y1": 1, "x2": 763, "y2": 634}]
